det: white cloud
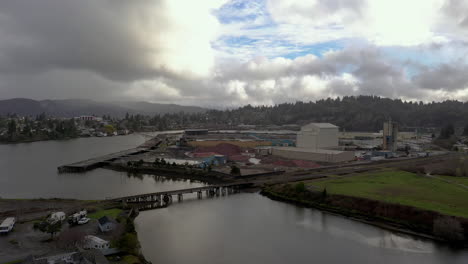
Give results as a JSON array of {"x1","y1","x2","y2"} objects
[{"x1": 1, "y1": 0, "x2": 468, "y2": 108}]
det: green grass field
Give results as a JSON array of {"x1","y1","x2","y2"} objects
[
  {"x1": 308, "y1": 170, "x2": 468, "y2": 218},
  {"x1": 88, "y1": 208, "x2": 123, "y2": 219},
  {"x1": 437, "y1": 175, "x2": 468, "y2": 186}
]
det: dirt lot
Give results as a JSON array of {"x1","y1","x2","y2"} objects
[
  {"x1": 0, "y1": 218, "x2": 122, "y2": 263},
  {"x1": 0, "y1": 199, "x2": 120, "y2": 263},
  {"x1": 0, "y1": 199, "x2": 99, "y2": 223}
]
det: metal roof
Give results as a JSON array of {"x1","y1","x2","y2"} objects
[{"x1": 304, "y1": 123, "x2": 338, "y2": 129}]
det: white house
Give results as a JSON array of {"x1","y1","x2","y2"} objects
[{"x1": 84, "y1": 235, "x2": 110, "y2": 250}]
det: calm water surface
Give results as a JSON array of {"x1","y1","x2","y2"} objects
[
  {"x1": 0, "y1": 134, "x2": 204, "y2": 199},
  {"x1": 136, "y1": 193, "x2": 468, "y2": 264},
  {"x1": 2, "y1": 137, "x2": 468, "y2": 263}
]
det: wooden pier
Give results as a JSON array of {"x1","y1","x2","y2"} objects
[
  {"x1": 57, "y1": 148, "x2": 150, "y2": 173},
  {"x1": 58, "y1": 137, "x2": 162, "y2": 173}
]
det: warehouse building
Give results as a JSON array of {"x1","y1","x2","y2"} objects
[
  {"x1": 272, "y1": 147, "x2": 354, "y2": 163},
  {"x1": 297, "y1": 123, "x2": 339, "y2": 149},
  {"x1": 272, "y1": 123, "x2": 354, "y2": 163}
]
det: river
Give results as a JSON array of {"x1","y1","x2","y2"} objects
[
  {"x1": 2, "y1": 136, "x2": 468, "y2": 263},
  {"x1": 0, "y1": 134, "x2": 204, "y2": 199}
]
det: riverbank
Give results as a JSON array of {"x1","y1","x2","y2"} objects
[
  {"x1": 261, "y1": 183, "x2": 468, "y2": 246},
  {"x1": 0, "y1": 133, "x2": 137, "y2": 145},
  {"x1": 106, "y1": 163, "x2": 233, "y2": 185}
]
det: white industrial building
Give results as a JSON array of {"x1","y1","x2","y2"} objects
[
  {"x1": 272, "y1": 123, "x2": 354, "y2": 163},
  {"x1": 296, "y1": 123, "x2": 339, "y2": 149}
]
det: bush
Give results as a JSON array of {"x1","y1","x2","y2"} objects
[
  {"x1": 295, "y1": 182, "x2": 306, "y2": 193},
  {"x1": 433, "y1": 216, "x2": 465, "y2": 242},
  {"x1": 230, "y1": 165, "x2": 241, "y2": 175},
  {"x1": 118, "y1": 233, "x2": 139, "y2": 255},
  {"x1": 125, "y1": 218, "x2": 135, "y2": 233},
  {"x1": 122, "y1": 255, "x2": 140, "y2": 264}
]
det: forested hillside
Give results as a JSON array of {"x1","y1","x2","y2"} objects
[{"x1": 200, "y1": 96, "x2": 468, "y2": 131}]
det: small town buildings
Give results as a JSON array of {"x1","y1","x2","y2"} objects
[
  {"x1": 0, "y1": 217, "x2": 15, "y2": 234},
  {"x1": 84, "y1": 235, "x2": 110, "y2": 251},
  {"x1": 98, "y1": 216, "x2": 115, "y2": 233},
  {"x1": 24, "y1": 250, "x2": 108, "y2": 264},
  {"x1": 75, "y1": 116, "x2": 103, "y2": 122}
]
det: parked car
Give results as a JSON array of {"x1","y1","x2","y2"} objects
[
  {"x1": 68, "y1": 210, "x2": 87, "y2": 226},
  {"x1": 77, "y1": 217, "x2": 90, "y2": 225}
]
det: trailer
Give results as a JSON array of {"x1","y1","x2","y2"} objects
[
  {"x1": 48, "y1": 212, "x2": 66, "y2": 224},
  {"x1": 0, "y1": 217, "x2": 16, "y2": 234}
]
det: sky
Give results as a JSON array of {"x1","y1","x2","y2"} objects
[{"x1": 0, "y1": 0, "x2": 467, "y2": 108}]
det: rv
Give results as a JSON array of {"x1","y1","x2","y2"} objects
[
  {"x1": 0, "y1": 217, "x2": 16, "y2": 234},
  {"x1": 48, "y1": 212, "x2": 66, "y2": 224},
  {"x1": 67, "y1": 210, "x2": 87, "y2": 226}
]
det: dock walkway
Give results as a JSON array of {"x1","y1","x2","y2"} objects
[{"x1": 57, "y1": 148, "x2": 149, "y2": 173}]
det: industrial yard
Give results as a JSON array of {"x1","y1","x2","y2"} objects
[{"x1": 57, "y1": 120, "x2": 449, "y2": 180}]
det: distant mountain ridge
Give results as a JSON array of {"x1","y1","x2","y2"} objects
[{"x1": 0, "y1": 98, "x2": 207, "y2": 117}]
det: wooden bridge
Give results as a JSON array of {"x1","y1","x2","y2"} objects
[{"x1": 112, "y1": 183, "x2": 252, "y2": 211}]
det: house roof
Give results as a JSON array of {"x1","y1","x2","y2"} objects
[
  {"x1": 85, "y1": 235, "x2": 108, "y2": 244},
  {"x1": 98, "y1": 216, "x2": 111, "y2": 225}
]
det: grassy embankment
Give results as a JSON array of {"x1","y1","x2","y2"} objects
[
  {"x1": 308, "y1": 170, "x2": 468, "y2": 218},
  {"x1": 87, "y1": 207, "x2": 145, "y2": 263},
  {"x1": 88, "y1": 208, "x2": 123, "y2": 219},
  {"x1": 263, "y1": 169, "x2": 468, "y2": 244}
]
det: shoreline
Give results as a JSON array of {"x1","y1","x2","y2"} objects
[
  {"x1": 105, "y1": 164, "x2": 233, "y2": 185},
  {"x1": 260, "y1": 186, "x2": 468, "y2": 247},
  {"x1": 0, "y1": 133, "x2": 137, "y2": 145}
]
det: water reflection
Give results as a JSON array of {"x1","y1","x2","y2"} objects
[{"x1": 136, "y1": 193, "x2": 468, "y2": 264}]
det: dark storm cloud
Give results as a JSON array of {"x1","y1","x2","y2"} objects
[
  {"x1": 442, "y1": 0, "x2": 468, "y2": 29},
  {"x1": 413, "y1": 63, "x2": 468, "y2": 91},
  {"x1": 0, "y1": 0, "x2": 467, "y2": 106},
  {"x1": 0, "y1": 0, "x2": 166, "y2": 82}
]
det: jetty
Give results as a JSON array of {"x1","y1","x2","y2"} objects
[
  {"x1": 57, "y1": 136, "x2": 163, "y2": 173},
  {"x1": 57, "y1": 148, "x2": 151, "y2": 173}
]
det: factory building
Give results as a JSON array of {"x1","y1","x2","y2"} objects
[
  {"x1": 383, "y1": 120, "x2": 399, "y2": 152},
  {"x1": 272, "y1": 123, "x2": 354, "y2": 163},
  {"x1": 297, "y1": 123, "x2": 339, "y2": 149},
  {"x1": 272, "y1": 147, "x2": 354, "y2": 163}
]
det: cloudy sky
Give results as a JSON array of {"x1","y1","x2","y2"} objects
[{"x1": 0, "y1": 0, "x2": 467, "y2": 107}]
